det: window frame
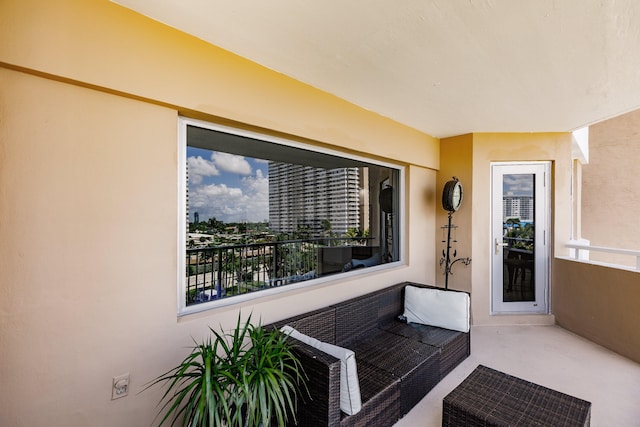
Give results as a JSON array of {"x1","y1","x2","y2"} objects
[{"x1": 177, "y1": 117, "x2": 405, "y2": 316}]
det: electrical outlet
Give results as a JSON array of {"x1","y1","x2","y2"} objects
[{"x1": 112, "y1": 373, "x2": 130, "y2": 400}]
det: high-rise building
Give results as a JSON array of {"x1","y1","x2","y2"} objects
[
  {"x1": 185, "y1": 162, "x2": 190, "y2": 231},
  {"x1": 503, "y1": 196, "x2": 534, "y2": 222},
  {"x1": 268, "y1": 162, "x2": 361, "y2": 235}
]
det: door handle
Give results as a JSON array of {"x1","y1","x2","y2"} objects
[{"x1": 495, "y1": 238, "x2": 508, "y2": 254}]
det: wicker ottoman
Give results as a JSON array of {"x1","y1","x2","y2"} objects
[{"x1": 442, "y1": 365, "x2": 591, "y2": 426}]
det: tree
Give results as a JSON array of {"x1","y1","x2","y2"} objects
[
  {"x1": 345, "y1": 227, "x2": 369, "y2": 244},
  {"x1": 321, "y1": 219, "x2": 332, "y2": 234}
]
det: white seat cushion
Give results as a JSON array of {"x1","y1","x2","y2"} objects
[
  {"x1": 280, "y1": 325, "x2": 362, "y2": 415},
  {"x1": 403, "y1": 285, "x2": 470, "y2": 333}
]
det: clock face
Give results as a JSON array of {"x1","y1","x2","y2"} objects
[
  {"x1": 442, "y1": 179, "x2": 463, "y2": 212},
  {"x1": 452, "y1": 183, "x2": 462, "y2": 208}
]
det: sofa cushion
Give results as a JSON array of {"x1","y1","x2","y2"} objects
[
  {"x1": 281, "y1": 325, "x2": 362, "y2": 415},
  {"x1": 352, "y1": 252, "x2": 381, "y2": 268},
  {"x1": 403, "y1": 285, "x2": 470, "y2": 333}
]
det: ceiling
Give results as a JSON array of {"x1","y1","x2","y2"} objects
[{"x1": 114, "y1": 0, "x2": 640, "y2": 138}]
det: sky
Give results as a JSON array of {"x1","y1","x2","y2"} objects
[
  {"x1": 187, "y1": 147, "x2": 269, "y2": 223},
  {"x1": 503, "y1": 174, "x2": 533, "y2": 197}
]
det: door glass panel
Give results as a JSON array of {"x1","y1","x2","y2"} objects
[{"x1": 502, "y1": 174, "x2": 535, "y2": 302}]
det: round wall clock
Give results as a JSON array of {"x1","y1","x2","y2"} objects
[{"x1": 442, "y1": 178, "x2": 463, "y2": 212}]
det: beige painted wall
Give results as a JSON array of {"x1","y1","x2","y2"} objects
[
  {"x1": 436, "y1": 133, "x2": 571, "y2": 325},
  {"x1": 568, "y1": 109, "x2": 640, "y2": 363},
  {"x1": 554, "y1": 259, "x2": 640, "y2": 364},
  {"x1": 582, "y1": 108, "x2": 640, "y2": 267},
  {"x1": 436, "y1": 134, "x2": 473, "y2": 293},
  {"x1": 0, "y1": 0, "x2": 438, "y2": 170},
  {"x1": 0, "y1": 1, "x2": 439, "y2": 425}
]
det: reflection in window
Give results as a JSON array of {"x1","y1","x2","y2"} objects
[
  {"x1": 181, "y1": 121, "x2": 401, "y2": 310},
  {"x1": 502, "y1": 174, "x2": 535, "y2": 302}
]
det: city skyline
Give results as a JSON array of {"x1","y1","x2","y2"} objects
[
  {"x1": 188, "y1": 151, "x2": 537, "y2": 226},
  {"x1": 187, "y1": 147, "x2": 366, "y2": 232},
  {"x1": 187, "y1": 147, "x2": 269, "y2": 223},
  {"x1": 503, "y1": 174, "x2": 535, "y2": 222}
]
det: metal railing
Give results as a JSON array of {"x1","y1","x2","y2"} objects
[
  {"x1": 185, "y1": 237, "x2": 371, "y2": 305},
  {"x1": 503, "y1": 236, "x2": 534, "y2": 251}
]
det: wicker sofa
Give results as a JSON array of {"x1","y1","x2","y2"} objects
[{"x1": 268, "y1": 282, "x2": 470, "y2": 427}]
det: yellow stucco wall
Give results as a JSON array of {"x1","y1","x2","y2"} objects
[
  {"x1": 437, "y1": 134, "x2": 473, "y2": 293},
  {"x1": 1, "y1": 68, "x2": 181, "y2": 425},
  {"x1": 473, "y1": 132, "x2": 572, "y2": 325},
  {"x1": 554, "y1": 259, "x2": 640, "y2": 364},
  {"x1": 553, "y1": 109, "x2": 640, "y2": 364},
  {"x1": 0, "y1": 0, "x2": 438, "y2": 169},
  {"x1": 582, "y1": 109, "x2": 640, "y2": 266},
  {"x1": 0, "y1": 1, "x2": 439, "y2": 425},
  {"x1": 440, "y1": 132, "x2": 573, "y2": 326}
]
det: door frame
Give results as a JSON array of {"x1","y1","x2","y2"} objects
[{"x1": 490, "y1": 161, "x2": 551, "y2": 314}]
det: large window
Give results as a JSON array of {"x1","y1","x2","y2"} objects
[{"x1": 178, "y1": 119, "x2": 402, "y2": 314}]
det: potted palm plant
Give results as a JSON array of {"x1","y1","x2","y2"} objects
[{"x1": 146, "y1": 313, "x2": 307, "y2": 427}]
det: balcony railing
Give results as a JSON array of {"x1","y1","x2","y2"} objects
[
  {"x1": 503, "y1": 236, "x2": 533, "y2": 251},
  {"x1": 565, "y1": 241, "x2": 640, "y2": 271},
  {"x1": 185, "y1": 237, "x2": 372, "y2": 306}
]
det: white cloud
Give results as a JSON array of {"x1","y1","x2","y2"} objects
[
  {"x1": 241, "y1": 169, "x2": 269, "y2": 221},
  {"x1": 242, "y1": 169, "x2": 268, "y2": 194},
  {"x1": 189, "y1": 169, "x2": 269, "y2": 223},
  {"x1": 503, "y1": 175, "x2": 533, "y2": 196},
  {"x1": 187, "y1": 155, "x2": 219, "y2": 185},
  {"x1": 212, "y1": 152, "x2": 252, "y2": 175},
  {"x1": 189, "y1": 183, "x2": 245, "y2": 222}
]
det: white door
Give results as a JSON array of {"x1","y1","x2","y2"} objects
[{"x1": 491, "y1": 162, "x2": 550, "y2": 314}]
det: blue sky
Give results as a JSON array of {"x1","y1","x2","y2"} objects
[{"x1": 187, "y1": 147, "x2": 269, "y2": 223}]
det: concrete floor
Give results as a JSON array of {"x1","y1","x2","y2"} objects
[{"x1": 393, "y1": 325, "x2": 640, "y2": 427}]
